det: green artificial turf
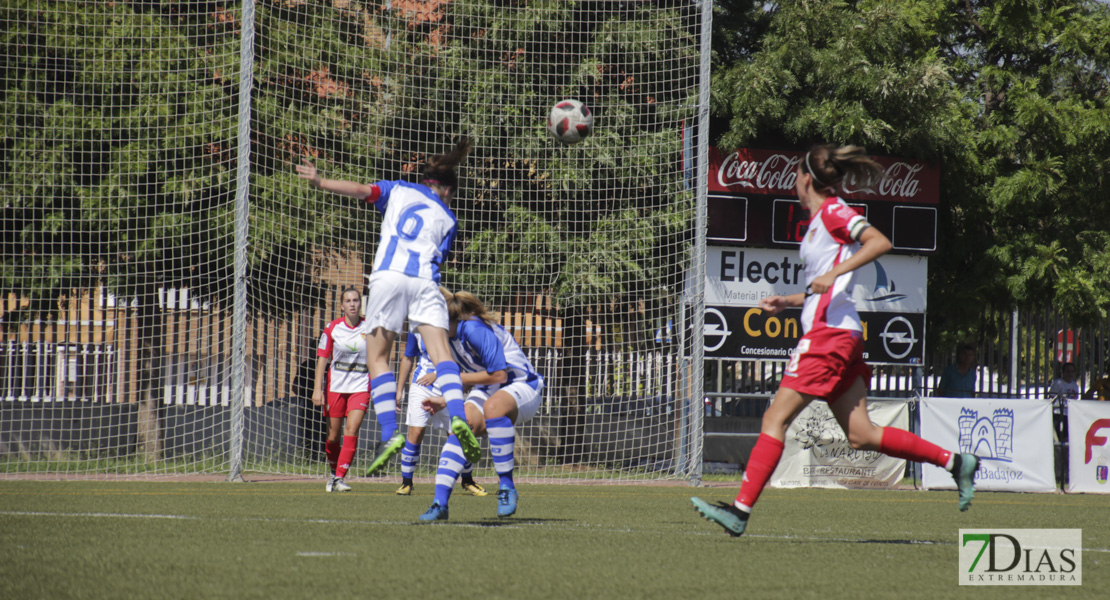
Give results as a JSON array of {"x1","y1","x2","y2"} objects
[{"x1": 1, "y1": 481, "x2": 1106, "y2": 599}]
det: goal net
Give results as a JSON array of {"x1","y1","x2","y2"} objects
[{"x1": 1, "y1": 0, "x2": 708, "y2": 483}]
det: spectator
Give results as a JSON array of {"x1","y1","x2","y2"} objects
[
  {"x1": 1047, "y1": 362, "x2": 1080, "y2": 442},
  {"x1": 936, "y1": 343, "x2": 977, "y2": 398}
]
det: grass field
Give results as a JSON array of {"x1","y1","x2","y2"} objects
[{"x1": 1, "y1": 479, "x2": 1106, "y2": 599}]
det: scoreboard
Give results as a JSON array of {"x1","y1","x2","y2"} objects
[
  {"x1": 698, "y1": 146, "x2": 937, "y2": 365},
  {"x1": 706, "y1": 147, "x2": 940, "y2": 254}
]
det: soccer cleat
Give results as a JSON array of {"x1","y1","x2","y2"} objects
[
  {"x1": 396, "y1": 481, "x2": 413, "y2": 496},
  {"x1": 460, "y1": 479, "x2": 487, "y2": 496},
  {"x1": 333, "y1": 477, "x2": 352, "y2": 492},
  {"x1": 325, "y1": 473, "x2": 337, "y2": 493},
  {"x1": 690, "y1": 497, "x2": 749, "y2": 537},
  {"x1": 451, "y1": 417, "x2": 483, "y2": 464},
  {"x1": 496, "y1": 487, "x2": 518, "y2": 518},
  {"x1": 954, "y1": 453, "x2": 980, "y2": 512},
  {"x1": 364, "y1": 432, "x2": 406, "y2": 477},
  {"x1": 418, "y1": 502, "x2": 449, "y2": 522}
]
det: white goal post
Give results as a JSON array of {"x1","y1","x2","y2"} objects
[{"x1": 1, "y1": 0, "x2": 710, "y2": 483}]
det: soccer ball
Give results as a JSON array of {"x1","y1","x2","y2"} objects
[{"x1": 547, "y1": 99, "x2": 594, "y2": 145}]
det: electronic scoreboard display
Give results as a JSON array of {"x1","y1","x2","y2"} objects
[{"x1": 706, "y1": 147, "x2": 940, "y2": 254}]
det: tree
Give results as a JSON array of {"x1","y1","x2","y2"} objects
[{"x1": 710, "y1": 0, "x2": 1110, "y2": 351}]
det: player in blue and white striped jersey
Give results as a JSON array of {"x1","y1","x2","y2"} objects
[
  {"x1": 394, "y1": 331, "x2": 487, "y2": 497},
  {"x1": 418, "y1": 290, "x2": 545, "y2": 522},
  {"x1": 296, "y1": 139, "x2": 483, "y2": 475}
]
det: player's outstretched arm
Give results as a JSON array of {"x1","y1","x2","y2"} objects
[{"x1": 295, "y1": 159, "x2": 376, "y2": 200}]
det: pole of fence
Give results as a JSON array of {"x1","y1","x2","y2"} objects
[
  {"x1": 1010, "y1": 308, "x2": 1019, "y2": 397},
  {"x1": 227, "y1": 0, "x2": 255, "y2": 483}
]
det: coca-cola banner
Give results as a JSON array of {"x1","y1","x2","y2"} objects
[{"x1": 708, "y1": 147, "x2": 939, "y2": 205}]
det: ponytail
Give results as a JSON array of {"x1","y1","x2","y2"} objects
[
  {"x1": 441, "y1": 287, "x2": 497, "y2": 327},
  {"x1": 422, "y1": 137, "x2": 473, "y2": 190},
  {"x1": 804, "y1": 143, "x2": 884, "y2": 195}
]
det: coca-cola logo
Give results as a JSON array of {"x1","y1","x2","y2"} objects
[
  {"x1": 717, "y1": 152, "x2": 800, "y2": 193},
  {"x1": 842, "y1": 162, "x2": 925, "y2": 199},
  {"x1": 711, "y1": 148, "x2": 936, "y2": 203}
]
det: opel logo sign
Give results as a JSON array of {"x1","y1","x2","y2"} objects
[
  {"x1": 880, "y1": 315, "x2": 918, "y2": 360},
  {"x1": 704, "y1": 307, "x2": 731, "y2": 352}
]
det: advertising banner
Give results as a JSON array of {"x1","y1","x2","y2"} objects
[
  {"x1": 706, "y1": 246, "x2": 928, "y2": 313},
  {"x1": 769, "y1": 400, "x2": 910, "y2": 490},
  {"x1": 1066, "y1": 400, "x2": 1110, "y2": 494},
  {"x1": 920, "y1": 397, "x2": 1055, "y2": 492},
  {"x1": 702, "y1": 305, "x2": 924, "y2": 365}
]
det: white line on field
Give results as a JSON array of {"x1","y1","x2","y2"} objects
[
  {"x1": 296, "y1": 552, "x2": 356, "y2": 557},
  {"x1": 3, "y1": 511, "x2": 1107, "y2": 554}
]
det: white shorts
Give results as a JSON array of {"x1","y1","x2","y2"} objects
[
  {"x1": 405, "y1": 382, "x2": 486, "y2": 430},
  {"x1": 483, "y1": 379, "x2": 544, "y2": 424},
  {"x1": 362, "y1": 270, "x2": 448, "y2": 334}
]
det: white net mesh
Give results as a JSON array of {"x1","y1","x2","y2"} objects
[{"x1": 2, "y1": 0, "x2": 707, "y2": 482}]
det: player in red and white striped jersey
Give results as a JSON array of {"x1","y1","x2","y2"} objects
[
  {"x1": 313, "y1": 287, "x2": 371, "y2": 492},
  {"x1": 691, "y1": 144, "x2": 980, "y2": 536}
]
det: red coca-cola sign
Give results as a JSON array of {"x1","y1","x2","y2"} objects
[{"x1": 708, "y1": 147, "x2": 939, "y2": 205}]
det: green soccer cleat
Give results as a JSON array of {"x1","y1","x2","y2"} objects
[
  {"x1": 690, "y1": 497, "x2": 749, "y2": 537},
  {"x1": 364, "y1": 432, "x2": 406, "y2": 477},
  {"x1": 451, "y1": 417, "x2": 482, "y2": 464},
  {"x1": 954, "y1": 453, "x2": 980, "y2": 512}
]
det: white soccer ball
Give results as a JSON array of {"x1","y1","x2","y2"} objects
[{"x1": 547, "y1": 99, "x2": 594, "y2": 145}]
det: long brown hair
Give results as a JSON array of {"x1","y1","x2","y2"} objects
[
  {"x1": 803, "y1": 143, "x2": 884, "y2": 195},
  {"x1": 422, "y1": 138, "x2": 473, "y2": 191},
  {"x1": 441, "y1": 287, "x2": 496, "y2": 327}
]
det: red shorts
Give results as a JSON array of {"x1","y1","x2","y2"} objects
[
  {"x1": 780, "y1": 327, "x2": 871, "y2": 403},
  {"x1": 324, "y1": 391, "x2": 371, "y2": 418}
]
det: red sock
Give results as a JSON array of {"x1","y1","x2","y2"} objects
[
  {"x1": 735, "y1": 434, "x2": 785, "y2": 510},
  {"x1": 336, "y1": 435, "x2": 359, "y2": 479},
  {"x1": 325, "y1": 440, "x2": 341, "y2": 474},
  {"x1": 879, "y1": 427, "x2": 950, "y2": 468}
]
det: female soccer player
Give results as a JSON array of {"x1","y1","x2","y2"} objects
[
  {"x1": 418, "y1": 290, "x2": 545, "y2": 521},
  {"x1": 296, "y1": 139, "x2": 483, "y2": 475},
  {"x1": 393, "y1": 330, "x2": 487, "y2": 497},
  {"x1": 691, "y1": 144, "x2": 980, "y2": 537},
  {"x1": 312, "y1": 287, "x2": 370, "y2": 492}
]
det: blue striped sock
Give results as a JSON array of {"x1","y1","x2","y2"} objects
[
  {"x1": 370, "y1": 373, "x2": 398, "y2": 441},
  {"x1": 434, "y1": 435, "x2": 465, "y2": 506},
  {"x1": 487, "y1": 416, "x2": 515, "y2": 490},
  {"x1": 400, "y1": 440, "x2": 420, "y2": 479},
  {"x1": 435, "y1": 361, "x2": 465, "y2": 421}
]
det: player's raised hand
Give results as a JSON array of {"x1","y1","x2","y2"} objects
[{"x1": 295, "y1": 159, "x2": 321, "y2": 186}]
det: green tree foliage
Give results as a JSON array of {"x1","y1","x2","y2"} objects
[
  {"x1": 253, "y1": 0, "x2": 700, "y2": 351},
  {"x1": 2, "y1": 0, "x2": 241, "y2": 317},
  {"x1": 712, "y1": 0, "x2": 1110, "y2": 341}
]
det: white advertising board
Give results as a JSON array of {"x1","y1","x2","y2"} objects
[
  {"x1": 920, "y1": 397, "x2": 1055, "y2": 492},
  {"x1": 769, "y1": 400, "x2": 910, "y2": 490},
  {"x1": 706, "y1": 246, "x2": 927, "y2": 313},
  {"x1": 1066, "y1": 400, "x2": 1110, "y2": 493}
]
